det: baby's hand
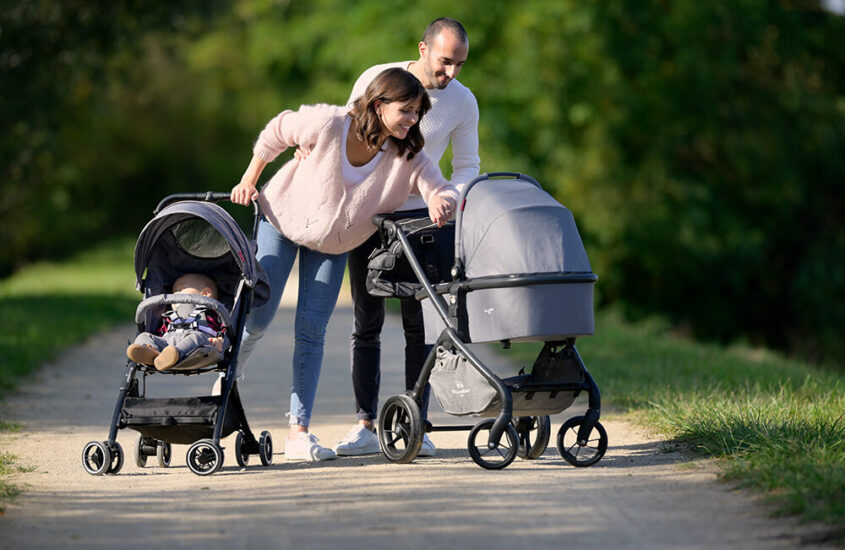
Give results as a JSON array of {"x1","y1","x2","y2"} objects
[{"x1": 209, "y1": 337, "x2": 224, "y2": 352}]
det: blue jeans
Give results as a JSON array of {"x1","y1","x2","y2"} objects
[{"x1": 238, "y1": 220, "x2": 347, "y2": 427}]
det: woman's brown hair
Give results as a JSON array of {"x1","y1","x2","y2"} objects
[{"x1": 349, "y1": 68, "x2": 431, "y2": 160}]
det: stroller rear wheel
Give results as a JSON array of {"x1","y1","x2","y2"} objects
[
  {"x1": 235, "y1": 431, "x2": 250, "y2": 467},
  {"x1": 259, "y1": 430, "x2": 273, "y2": 466},
  {"x1": 156, "y1": 441, "x2": 172, "y2": 467},
  {"x1": 186, "y1": 439, "x2": 224, "y2": 476},
  {"x1": 556, "y1": 415, "x2": 607, "y2": 467},
  {"x1": 378, "y1": 394, "x2": 424, "y2": 463},
  {"x1": 468, "y1": 420, "x2": 519, "y2": 470},
  {"x1": 513, "y1": 415, "x2": 551, "y2": 459}
]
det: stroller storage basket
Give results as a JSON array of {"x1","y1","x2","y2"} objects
[{"x1": 120, "y1": 396, "x2": 239, "y2": 445}]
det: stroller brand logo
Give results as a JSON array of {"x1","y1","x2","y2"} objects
[{"x1": 451, "y1": 380, "x2": 471, "y2": 396}]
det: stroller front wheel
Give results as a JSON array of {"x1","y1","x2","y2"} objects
[
  {"x1": 186, "y1": 439, "x2": 224, "y2": 476},
  {"x1": 378, "y1": 394, "x2": 424, "y2": 464},
  {"x1": 556, "y1": 415, "x2": 607, "y2": 467},
  {"x1": 467, "y1": 420, "x2": 519, "y2": 470}
]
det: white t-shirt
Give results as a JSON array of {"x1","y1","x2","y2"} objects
[
  {"x1": 341, "y1": 117, "x2": 383, "y2": 188},
  {"x1": 348, "y1": 61, "x2": 480, "y2": 210}
]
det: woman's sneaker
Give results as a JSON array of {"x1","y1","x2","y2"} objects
[
  {"x1": 334, "y1": 424, "x2": 380, "y2": 456},
  {"x1": 284, "y1": 432, "x2": 336, "y2": 462}
]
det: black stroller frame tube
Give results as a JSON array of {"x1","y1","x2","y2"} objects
[
  {"x1": 393, "y1": 224, "x2": 513, "y2": 448},
  {"x1": 107, "y1": 364, "x2": 139, "y2": 446}
]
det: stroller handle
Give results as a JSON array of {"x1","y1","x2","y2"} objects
[
  {"x1": 154, "y1": 192, "x2": 262, "y2": 239},
  {"x1": 154, "y1": 192, "x2": 260, "y2": 217}
]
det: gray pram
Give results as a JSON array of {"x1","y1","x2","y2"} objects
[
  {"x1": 368, "y1": 173, "x2": 606, "y2": 469},
  {"x1": 82, "y1": 193, "x2": 273, "y2": 476}
]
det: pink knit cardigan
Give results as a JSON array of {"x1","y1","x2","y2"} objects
[{"x1": 254, "y1": 104, "x2": 458, "y2": 254}]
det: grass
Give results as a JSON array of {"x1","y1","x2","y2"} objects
[
  {"x1": 0, "y1": 238, "x2": 139, "y2": 510},
  {"x1": 508, "y1": 309, "x2": 845, "y2": 534}
]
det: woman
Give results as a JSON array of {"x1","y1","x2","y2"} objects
[{"x1": 230, "y1": 68, "x2": 457, "y2": 462}]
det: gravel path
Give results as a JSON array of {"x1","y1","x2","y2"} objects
[{"x1": 0, "y1": 295, "x2": 833, "y2": 549}]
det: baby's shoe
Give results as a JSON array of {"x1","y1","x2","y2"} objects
[
  {"x1": 127, "y1": 344, "x2": 159, "y2": 366},
  {"x1": 154, "y1": 345, "x2": 181, "y2": 371}
]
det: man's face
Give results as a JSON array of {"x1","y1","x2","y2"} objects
[{"x1": 419, "y1": 30, "x2": 468, "y2": 90}]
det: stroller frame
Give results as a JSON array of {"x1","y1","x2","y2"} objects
[
  {"x1": 375, "y1": 173, "x2": 606, "y2": 470},
  {"x1": 82, "y1": 192, "x2": 272, "y2": 476}
]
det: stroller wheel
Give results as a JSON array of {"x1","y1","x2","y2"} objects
[
  {"x1": 156, "y1": 441, "x2": 172, "y2": 468},
  {"x1": 135, "y1": 436, "x2": 157, "y2": 468},
  {"x1": 235, "y1": 431, "x2": 250, "y2": 467},
  {"x1": 186, "y1": 439, "x2": 224, "y2": 476},
  {"x1": 259, "y1": 431, "x2": 273, "y2": 466},
  {"x1": 513, "y1": 415, "x2": 551, "y2": 460},
  {"x1": 81, "y1": 441, "x2": 111, "y2": 475},
  {"x1": 378, "y1": 394, "x2": 424, "y2": 464},
  {"x1": 107, "y1": 441, "x2": 124, "y2": 474},
  {"x1": 467, "y1": 420, "x2": 519, "y2": 470},
  {"x1": 556, "y1": 415, "x2": 608, "y2": 467}
]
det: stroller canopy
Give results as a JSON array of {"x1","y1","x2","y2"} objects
[
  {"x1": 424, "y1": 174, "x2": 595, "y2": 344},
  {"x1": 457, "y1": 177, "x2": 592, "y2": 277},
  {"x1": 134, "y1": 201, "x2": 270, "y2": 310}
]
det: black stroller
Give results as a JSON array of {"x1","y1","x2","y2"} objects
[
  {"x1": 368, "y1": 173, "x2": 606, "y2": 470},
  {"x1": 82, "y1": 193, "x2": 273, "y2": 476}
]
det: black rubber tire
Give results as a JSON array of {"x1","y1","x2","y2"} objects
[
  {"x1": 156, "y1": 441, "x2": 172, "y2": 468},
  {"x1": 556, "y1": 415, "x2": 608, "y2": 467},
  {"x1": 378, "y1": 394, "x2": 424, "y2": 464},
  {"x1": 259, "y1": 431, "x2": 273, "y2": 466},
  {"x1": 82, "y1": 441, "x2": 110, "y2": 476},
  {"x1": 134, "y1": 436, "x2": 148, "y2": 468},
  {"x1": 235, "y1": 431, "x2": 249, "y2": 467},
  {"x1": 106, "y1": 441, "x2": 124, "y2": 474},
  {"x1": 514, "y1": 415, "x2": 552, "y2": 460},
  {"x1": 467, "y1": 419, "x2": 519, "y2": 470},
  {"x1": 186, "y1": 439, "x2": 224, "y2": 476}
]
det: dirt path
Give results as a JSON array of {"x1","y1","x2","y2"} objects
[{"x1": 0, "y1": 296, "x2": 833, "y2": 549}]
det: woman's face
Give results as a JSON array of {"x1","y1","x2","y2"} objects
[{"x1": 377, "y1": 97, "x2": 422, "y2": 140}]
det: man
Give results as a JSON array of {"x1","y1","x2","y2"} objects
[{"x1": 334, "y1": 17, "x2": 480, "y2": 457}]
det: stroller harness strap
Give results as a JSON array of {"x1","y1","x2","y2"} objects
[{"x1": 161, "y1": 305, "x2": 224, "y2": 338}]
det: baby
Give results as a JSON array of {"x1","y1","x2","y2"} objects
[{"x1": 126, "y1": 273, "x2": 228, "y2": 371}]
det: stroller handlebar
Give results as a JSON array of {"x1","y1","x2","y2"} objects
[{"x1": 154, "y1": 192, "x2": 261, "y2": 217}]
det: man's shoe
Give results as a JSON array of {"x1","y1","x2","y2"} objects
[
  {"x1": 127, "y1": 344, "x2": 159, "y2": 366},
  {"x1": 285, "y1": 432, "x2": 337, "y2": 462},
  {"x1": 418, "y1": 433, "x2": 437, "y2": 457},
  {"x1": 334, "y1": 424, "x2": 380, "y2": 456},
  {"x1": 154, "y1": 345, "x2": 180, "y2": 371}
]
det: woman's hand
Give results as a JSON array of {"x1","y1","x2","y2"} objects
[
  {"x1": 428, "y1": 195, "x2": 456, "y2": 227},
  {"x1": 230, "y1": 180, "x2": 259, "y2": 206}
]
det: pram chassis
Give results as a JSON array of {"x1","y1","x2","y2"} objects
[
  {"x1": 375, "y1": 173, "x2": 606, "y2": 470},
  {"x1": 82, "y1": 193, "x2": 272, "y2": 476}
]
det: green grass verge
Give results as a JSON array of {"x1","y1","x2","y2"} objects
[
  {"x1": 0, "y1": 238, "x2": 138, "y2": 510},
  {"x1": 508, "y1": 309, "x2": 844, "y2": 533}
]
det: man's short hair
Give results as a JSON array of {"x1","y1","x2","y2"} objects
[{"x1": 422, "y1": 17, "x2": 468, "y2": 46}]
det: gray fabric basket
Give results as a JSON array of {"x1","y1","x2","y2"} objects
[{"x1": 428, "y1": 347, "x2": 499, "y2": 416}]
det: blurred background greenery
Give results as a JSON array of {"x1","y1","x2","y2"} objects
[{"x1": 2, "y1": 0, "x2": 843, "y2": 364}]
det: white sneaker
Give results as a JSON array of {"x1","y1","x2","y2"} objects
[
  {"x1": 284, "y1": 432, "x2": 337, "y2": 462},
  {"x1": 334, "y1": 424, "x2": 380, "y2": 456},
  {"x1": 418, "y1": 434, "x2": 437, "y2": 457}
]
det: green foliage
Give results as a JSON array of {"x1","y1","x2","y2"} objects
[
  {"x1": 0, "y1": 239, "x2": 138, "y2": 395},
  {"x1": 2, "y1": 0, "x2": 844, "y2": 363}
]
